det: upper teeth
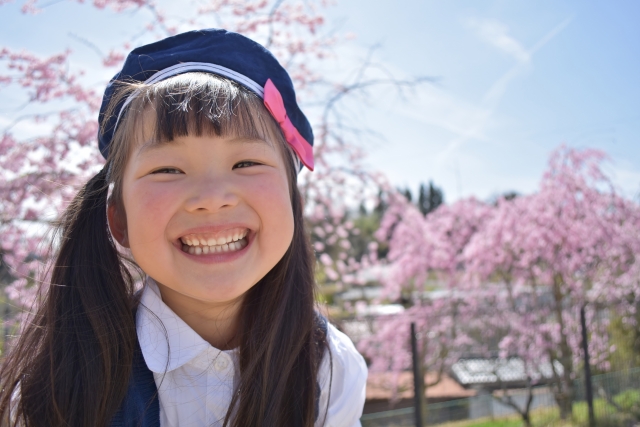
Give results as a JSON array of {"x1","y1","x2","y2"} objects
[{"x1": 180, "y1": 228, "x2": 248, "y2": 247}]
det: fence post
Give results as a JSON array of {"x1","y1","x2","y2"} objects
[
  {"x1": 580, "y1": 305, "x2": 595, "y2": 427},
  {"x1": 411, "y1": 322, "x2": 424, "y2": 427}
]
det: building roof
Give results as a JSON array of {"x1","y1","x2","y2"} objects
[
  {"x1": 451, "y1": 357, "x2": 564, "y2": 386},
  {"x1": 366, "y1": 372, "x2": 477, "y2": 401}
]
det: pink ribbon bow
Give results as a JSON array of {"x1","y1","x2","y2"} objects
[{"x1": 263, "y1": 78, "x2": 314, "y2": 171}]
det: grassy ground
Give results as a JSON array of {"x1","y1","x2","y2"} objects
[
  {"x1": 362, "y1": 395, "x2": 640, "y2": 427},
  {"x1": 434, "y1": 401, "x2": 638, "y2": 427}
]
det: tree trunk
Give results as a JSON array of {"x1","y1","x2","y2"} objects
[
  {"x1": 556, "y1": 389, "x2": 574, "y2": 420},
  {"x1": 411, "y1": 323, "x2": 427, "y2": 426},
  {"x1": 551, "y1": 273, "x2": 575, "y2": 420},
  {"x1": 494, "y1": 374, "x2": 535, "y2": 427}
]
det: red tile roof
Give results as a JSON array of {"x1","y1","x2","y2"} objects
[{"x1": 366, "y1": 372, "x2": 476, "y2": 401}]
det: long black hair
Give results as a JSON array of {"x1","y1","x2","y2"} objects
[{"x1": 0, "y1": 73, "x2": 326, "y2": 427}]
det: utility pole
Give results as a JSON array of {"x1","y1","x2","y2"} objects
[
  {"x1": 580, "y1": 305, "x2": 595, "y2": 427},
  {"x1": 411, "y1": 323, "x2": 424, "y2": 427}
]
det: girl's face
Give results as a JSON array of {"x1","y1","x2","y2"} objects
[{"x1": 112, "y1": 121, "x2": 294, "y2": 307}]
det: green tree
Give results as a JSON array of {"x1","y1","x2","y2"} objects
[{"x1": 417, "y1": 181, "x2": 444, "y2": 216}]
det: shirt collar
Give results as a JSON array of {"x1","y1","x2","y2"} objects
[{"x1": 136, "y1": 277, "x2": 212, "y2": 373}]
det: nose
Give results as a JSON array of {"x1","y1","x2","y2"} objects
[{"x1": 183, "y1": 173, "x2": 240, "y2": 213}]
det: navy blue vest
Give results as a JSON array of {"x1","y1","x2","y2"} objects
[
  {"x1": 109, "y1": 315, "x2": 327, "y2": 426},
  {"x1": 109, "y1": 338, "x2": 160, "y2": 427}
]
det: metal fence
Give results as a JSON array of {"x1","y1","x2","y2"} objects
[
  {"x1": 574, "y1": 368, "x2": 640, "y2": 426},
  {"x1": 361, "y1": 368, "x2": 640, "y2": 427}
]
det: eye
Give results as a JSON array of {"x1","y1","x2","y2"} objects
[
  {"x1": 150, "y1": 167, "x2": 183, "y2": 174},
  {"x1": 233, "y1": 161, "x2": 261, "y2": 169}
]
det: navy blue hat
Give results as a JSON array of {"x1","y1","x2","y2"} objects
[{"x1": 98, "y1": 28, "x2": 314, "y2": 170}]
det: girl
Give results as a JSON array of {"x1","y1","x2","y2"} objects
[{"x1": 0, "y1": 29, "x2": 367, "y2": 427}]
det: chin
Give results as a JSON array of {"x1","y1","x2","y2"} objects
[{"x1": 186, "y1": 282, "x2": 251, "y2": 304}]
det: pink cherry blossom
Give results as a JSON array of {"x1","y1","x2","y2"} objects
[{"x1": 361, "y1": 146, "x2": 640, "y2": 418}]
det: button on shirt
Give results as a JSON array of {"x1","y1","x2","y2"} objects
[{"x1": 137, "y1": 279, "x2": 368, "y2": 427}]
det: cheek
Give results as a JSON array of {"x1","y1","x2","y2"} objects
[
  {"x1": 123, "y1": 181, "x2": 181, "y2": 244},
  {"x1": 270, "y1": 198, "x2": 295, "y2": 247},
  {"x1": 250, "y1": 178, "x2": 295, "y2": 251}
]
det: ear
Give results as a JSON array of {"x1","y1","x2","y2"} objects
[{"x1": 107, "y1": 203, "x2": 130, "y2": 248}]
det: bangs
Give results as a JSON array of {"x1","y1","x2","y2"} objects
[{"x1": 114, "y1": 72, "x2": 278, "y2": 153}]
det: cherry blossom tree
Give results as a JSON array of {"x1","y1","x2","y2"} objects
[
  {"x1": 463, "y1": 146, "x2": 640, "y2": 418},
  {"x1": 361, "y1": 146, "x2": 640, "y2": 421}
]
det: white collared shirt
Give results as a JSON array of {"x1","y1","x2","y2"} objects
[{"x1": 137, "y1": 279, "x2": 367, "y2": 427}]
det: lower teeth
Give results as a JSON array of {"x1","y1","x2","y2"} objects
[{"x1": 183, "y1": 238, "x2": 247, "y2": 255}]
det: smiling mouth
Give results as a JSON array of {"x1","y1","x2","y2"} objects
[{"x1": 180, "y1": 228, "x2": 249, "y2": 255}]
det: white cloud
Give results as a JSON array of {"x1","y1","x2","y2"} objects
[
  {"x1": 434, "y1": 16, "x2": 574, "y2": 163},
  {"x1": 465, "y1": 18, "x2": 531, "y2": 63},
  {"x1": 395, "y1": 84, "x2": 492, "y2": 141},
  {"x1": 328, "y1": 42, "x2": 494, "y2": 144}
]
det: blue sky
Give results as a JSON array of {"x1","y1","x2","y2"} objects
[
  {"x1": 1, "y1": 0, "x2": 638, "y2": 202},
  {"x1": 326, "y1": 0, "x2": 640, "y2": 201}
]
